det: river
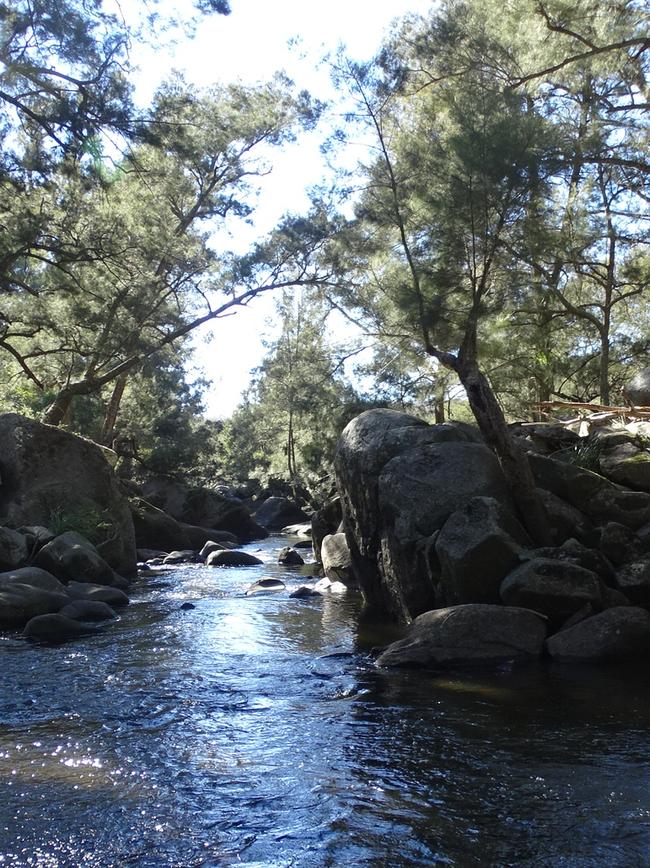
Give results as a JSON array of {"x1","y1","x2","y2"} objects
[{"x1": 1, "y1": 535, "x2": 650, "y2": 866}]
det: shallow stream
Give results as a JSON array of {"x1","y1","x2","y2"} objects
[{"x1": 2, "y1": 535, "x2": 650, "y2": 866}]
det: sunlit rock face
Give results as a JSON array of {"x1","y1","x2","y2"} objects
[
  {"x1": 0, "y1": 413, "x2": 136, "y2": 577},
  {"x1": 334, "y1": 409, "x2": 513, "y2": 622}
]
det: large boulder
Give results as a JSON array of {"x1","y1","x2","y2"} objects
[
  {"x1": 530, "y1": 453, "x2": 650, "y2": 529},
  {"x1": 255, "y1": 497, "x2": 310, "y2": 531},
  {"x1": 141, "y1": 478, "x2": 267, "y2": 542},
  {"x1": 335, "y1": 409, "x2": 511, "y2": 621},
  {"x1": 34, "y1": 531, "x2": 121, "y2": 586},
  {"x1": 500, "y1": 558, "x2": 604, "y2": 627},
  {"x1": 546, "y1": 607, "x2": 650, "y2": 661},
  {"x1": 0, "y1": 414, "x2": 136, "y2": 576},
  {"x1": 597, "y1": 432, "x2": 650, "y2": 492},
  {"x1": 435, "y1": 497, "x2": 530, "y2": 605},
  {"x1": 376, "y1": 604, "x2": 547, "y2": 668}
]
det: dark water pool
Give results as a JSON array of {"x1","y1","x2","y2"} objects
[{"x1": 2, "y1": 535, "x2": 650, "y2": 866}]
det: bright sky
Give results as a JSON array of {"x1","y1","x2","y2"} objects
[{"x1": 128, "y1": 0, "x2": 435, "y2": 418}]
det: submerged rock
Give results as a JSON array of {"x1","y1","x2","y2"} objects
[
  {"x1": 376, "y1": 604, "x2": 547, "y2": 669},
  {"x1": 206, "y1": 550, "x2": 263, "y2": 567},
  {"x1": 23, "y1": 613, "x2": 99, "y2": 642},
  {"x1": 245, "y1": 578, "x2": 286, "y2": 595},
  {"x1": 277, "y1": 546, "x2": 305, "y2": 566}
]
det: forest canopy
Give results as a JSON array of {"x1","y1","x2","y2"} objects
[{"x1": 0, "y1": 0, "x2": 647, "y2": 507}]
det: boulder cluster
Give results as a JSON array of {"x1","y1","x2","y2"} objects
[{"x1": 335, "y1": 409, "x2": 650, "y2": 667}]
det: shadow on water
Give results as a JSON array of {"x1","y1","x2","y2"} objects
[{"x1": 1, "y1": 535, "x2": 650, "y2": 866}]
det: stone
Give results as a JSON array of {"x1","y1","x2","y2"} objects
[
  {"x1": 546, "y1": 607, "x2": 650, "y2": 661},
  {"x1": 199, "y1": 540, "x2": 231, "y2": 559},
  {"x1": 255, "y1": 497, "x2": 310, "y2": 531},
  {"x1": 180, "y1": 601, "x2": 196, "y2": 610},
  {"x1": 500, "y1": 558, "x2": 604, "y2": 627},
  {"x1": 321, "y1": 533, "x2": 354, "y2": 584},
  {"x1": 0, "y1": 566, "x2": 67, "y2": 593},
  {"x1": 66, "y1": 581, "x2": 129, "y2": 607},
  {"x1": 245, "y1": 578, "x2": 285, "y2": 595},
  {"x1": 335, "y1": 408, "x2": 514, "y2": 621},
  {"x1": 0, "y1": 413, "x2": 136, "y2": 575},
  {"x1": 16, "y1": 526, "x2": 56, "y2": 550},
  {"x1": 205, "y1": 550, "x2": 263, "y2": 567},
  {"x1": 281, "y1": 523, "x2": 312, "y2": 536},
  {"x1": 530, "y1": 453, "x2": 650, "y2": 529},
  {"x1": 162, "y1": 550, "x2": 200, "y2": 565},
  {"x1": 34, "y1": 531, "x2": 122, "y2": 586},
  {"x1": 435, "y1": 497, "x2": 530, "y2": 605},
  {"x1": 290, "y1": 585, "x2": 323, "y2": 598},
  {"x1": 537, "y1": 490, "x2": 596, "y2": 546},
  {"x1": 525, "y1": 539, "x2": 616, "y2": 585},
  {"x1": 23, "y1": 613, "x2": 99, "y2": 642},
  {"x1": 615, "y1": 559, "x2": 650, "y2": 606},
  {"x1": 376, "y1": 604, "x2": 547, "y2": 669},
  {"x1": 0, "y1": 567, "x2": 70, "y2": 628},
  {"x1": 510, "y1": 423, "x2": 581, "y2": 455},
  {"x1": 599, "y1": 522, "x2": 643, "y2": 566},
  {"x1": 277, "y1": 547, "x2": 305, "y2": 566},
  {"x1": 58, "y1": 600, "x2": 117, "y2": 621},
  {"x1": 598, "y1": 439, "x2": 650, "y2": 492},
  {"x1": 136, "y1": 548, "x2": 169, "y2": 561},
  {"x1": 0, "y1": 526, "x2": 30, "y2": 570}
]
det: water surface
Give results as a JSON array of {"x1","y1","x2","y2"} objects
[{"x1": 2, "y1": 536, "x2": 650, "y2": 866}]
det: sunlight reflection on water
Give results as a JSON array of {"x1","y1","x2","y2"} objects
[{"x1": 1, "y1": 535, "x2": 650, "y2": 866}]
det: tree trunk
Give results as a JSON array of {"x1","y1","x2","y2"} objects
[
  {"x1": 43, "y1": 388, "x2": 75, "y2": 426},
  {"x1": 434, "y1": 395, "x2": 445, "y2": 424},
  {"x1": 101, "y1": 372, "x2": 128, "y2": 446},
  {"x1": 457, "y1": 359, "x2": 553, "y2": 546}
]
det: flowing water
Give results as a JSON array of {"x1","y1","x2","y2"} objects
[{"x1": 2, "y1": 535, "x2": 650, "y2": 867}]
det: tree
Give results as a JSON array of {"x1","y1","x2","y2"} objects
[
  {"x1": 321, "y1": 0, "x2": 648, "y2": 542},
  {"x1": 217, "y1": 290, "x2": 363, "y2": 501},
  {"x1": 0, "y1": 77, "x2": 326, "y2": 433}
]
